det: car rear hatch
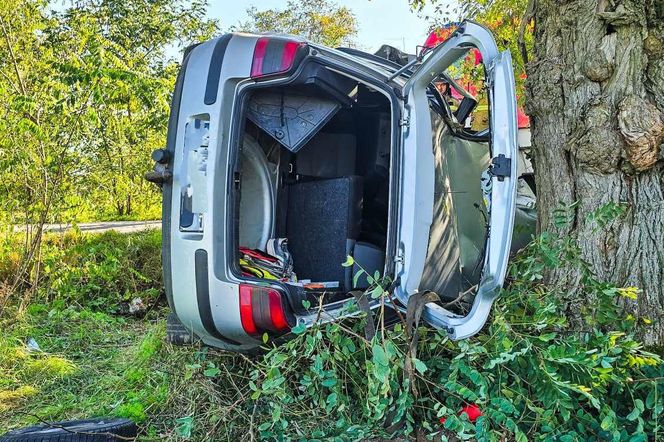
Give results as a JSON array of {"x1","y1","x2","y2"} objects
[{"x1": 394, "y1": 21, "x2": 518, "y2": 339}]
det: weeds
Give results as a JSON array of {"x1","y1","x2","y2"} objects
[
  {"x1": 0, "y1": 229, "x2": 161, "y2": 313},
  {"x1": 0, "y1": 230, "x2": 662, "y2": 441}
]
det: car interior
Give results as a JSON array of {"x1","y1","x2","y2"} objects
[{"x1": 233, "y1": 64, "x2": 393, "y2": 311}]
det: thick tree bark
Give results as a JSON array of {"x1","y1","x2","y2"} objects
[{"x1": 526, "y1": 0, "x2": 664, "y2": 345}]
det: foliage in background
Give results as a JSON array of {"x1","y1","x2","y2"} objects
[
  {"x1": 237, "y1": 0, "x2": 358, "y2": 47},
  {"x1": 1, "y1": 229, "x2": 662, "y2": 440},
  {"x1": 411, "y1": 0, "x2": 531, "y2": 98},
  {"x1": 0, "y1": 229, "x2": 162, "y2": 312},
  {"x1": 0, "y1": 0, "x2": 217, "y2": 225},
  {"x1": 0, "y1": 0, "x2": 216, "y2": 311}
]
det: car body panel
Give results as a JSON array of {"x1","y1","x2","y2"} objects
[
  {"x1": 157, "y1": 22, "x2": 521, "y2": 349},
  {"x1": 397, "y1": 22, "x2": 518, "y2": 339}
]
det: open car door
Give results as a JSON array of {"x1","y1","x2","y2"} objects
[{"x1": 394, "y1": 21, "x2": 518, "y2": 339}]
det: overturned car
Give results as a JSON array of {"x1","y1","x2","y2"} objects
[{"x1": 147, "y1": 21, "x2": 536, "y2": 351}]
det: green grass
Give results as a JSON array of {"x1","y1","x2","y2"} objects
[
  {"x1": 0, "y1": 304, "x2": 256, "y2": 440},
  {"x1": 1, "y1": 229, "x2": 163, "y2": 310},
  {"x1": 0, "y1": 230, "x2": 261, "y2": 440},
  {"x1": 1, "y1": 229, "x2": 662, "y2": 441}
]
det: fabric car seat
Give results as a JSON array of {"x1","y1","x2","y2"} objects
[{"x1": 283, "y1": 176, "x2": 363, "y2": 291}]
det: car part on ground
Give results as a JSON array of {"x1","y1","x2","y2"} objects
[
  {"x1": 0, "y1": 418, "x2": 137, "y2": 441},
  {"x1": 166, "y1": 312, "x2": 198, "y2": 346}
]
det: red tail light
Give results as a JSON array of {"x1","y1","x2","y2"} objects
[
  {"x1": 239, "y1": 285, "x2": 257, "y2": 335},
  {"x1": 239, "y1": 284, "x2": 292, "y2": 336},
  {"x1": 268, "y1": 290, "x2": 289, "y2": 330},
  {"x1": 251, "y1": 37, "x2": 307, "y2": 79}
]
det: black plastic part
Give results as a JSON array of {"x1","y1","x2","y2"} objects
[
  {"x1": 283, "y1": 284, "x2": 352, "y2": 315},
  {"x1": 454, "y1": 96, "x2": 477, "y2": 124},
  {"x1": 292, "y1": 62, "x2": 356, "y2": 106},
  {"x1": 195, "y1": 249, "x2": 241, "y2": 345},
  {"x1": 144, "y1": 169, "x2": 172, "y2": 185},
  {"x1": 246, "y1": 90, "x2": 341, "y2": 153},
  {"x1": 246, "y1": 61, "x2": 357, "y2": 153},
  {"x1": 490, "y1": 154, "x2": 512, "y2": 181},
  {"x1": 166, "y1": 312, "x2": 197, "y2": 345},
  {"x1": 204, "y1": 34, "x2": 233, "y2": 105},
  {"x1": 0, "y1": 418, "x2": 137, "y2": 441},
  {"x1": 251, "y1": 291, "x2": 274, "y2": 332},
  {"x1": 373, "y1": 44, "x2": 415, "y2": 66},
  {"x1": 151, "y1": 148, "x2": 170, "y2": 164}
]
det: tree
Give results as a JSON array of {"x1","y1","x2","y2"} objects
[
  {"x1": 238, "y1": 0, "x2": 358, "y2": 47},
  {"x1": 56, "y1": 0, "x2": 218, "y2": 219},
  {"x1": 0, "y1": 0, "x2": 217, "y2": 310},
  {"x1": 525, "y1": 1, "x2": 663, "y2": 346},
  {"x1": 411, "y1": 0, "x2": 664, "y2": 346}
]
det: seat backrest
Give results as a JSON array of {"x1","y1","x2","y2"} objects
[{"x1": 284, "y1": 176, "x2": 363, "y2": 291}]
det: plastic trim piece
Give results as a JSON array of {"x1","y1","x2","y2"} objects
[
  {"x1": 195, "y1": 249, "x2": 241, "y2": 345},
  {"x1": 204, "y1": 34, "x2": 233, "y2": 105}
]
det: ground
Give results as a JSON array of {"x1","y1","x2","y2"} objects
[
  {"x1": 0, "y1": 304, "x2": 256, "y2": 440},
  {"x1": 1, "y1": 229, "x2": 662, "y2": 441}
]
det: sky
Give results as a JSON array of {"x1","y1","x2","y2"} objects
[{"x1": 207, "y1": 0, "x2": 445, "y2": 54}]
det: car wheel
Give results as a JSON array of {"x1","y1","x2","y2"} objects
[
  {"x1": 166, "y1": 312, "x2": 197, "y2": 346},
  {"x1": 0, "y1": 417, "x2": 137, "y2": 441}
]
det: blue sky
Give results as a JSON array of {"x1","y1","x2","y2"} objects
[{"x1": 207, "y1": 0, "x2": 445, "y2": 54}]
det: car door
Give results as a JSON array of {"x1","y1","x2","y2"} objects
[{"x1": 394, "y1": 21, "x2": 518, "y2": 339}]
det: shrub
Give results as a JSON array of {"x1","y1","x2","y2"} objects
[
  {"x1": 0, "y1": 229, "x2": 162, "y2": 313},
  {"x1": 238, "y1": 231, "x2": 663, "y2": 441}
]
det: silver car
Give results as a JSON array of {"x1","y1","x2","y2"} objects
[{"x1": 147, "y1": 21, "x2": 535, "y2": 351}]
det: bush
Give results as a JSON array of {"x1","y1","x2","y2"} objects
[
  {"x1": 233, "y1": 231, "x2": 663, "y2": 441},
  {"x1": 1, "y1": 227, "x2": 661, "y2": 441},
  {"x1": 0, "y1": 229, "x2": 162, "y2": 313}
]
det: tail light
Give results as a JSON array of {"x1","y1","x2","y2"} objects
[
  {"x1": 239, "y1": 284, "x2": 292, "y2": 336},
  {"x1": 251, "y1": 37, "x2": 308, "y2": 79}
]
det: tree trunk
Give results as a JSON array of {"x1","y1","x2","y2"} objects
[{"x1": 526, "y1": 0, "x2": 664, "y2": 345}]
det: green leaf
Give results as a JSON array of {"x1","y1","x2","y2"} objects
[
  {"x1": 353, "y1": 269, "x2": 365, "y2": 288},
  {"x1": 538, "y1": 332, "x2": 557, "y2": 342},
  {"x1": 600, "y1": 414, "x2": 613, "y2": 431},
  {"x1": 372, "y1": 344, "x2": 389, "y2": 367},
  {"x1": 413, "y1": 357, "x2": 428, "y2": 374},
  {"x1": 515, "y1": 429, "x2": 528, "y2": 442},
  {"x1": 321, "y1": 378, "x2": 337, "y2": 387},
  {"x1": 370, "y1": 285, "x2": 383, "y2": 298},
  {"x1": 291, "y1": 323, "x2": 307, "y2": 334},
  {"x1": 203, "y1": 366, "x2": 220, "y2": 377},
  {"x1": 175, "y1": 416, "x2": 194, "y2": 438},
  {"x1": 646, "y1": 389, "x2": 656, "y2": 409},
  {"x1": 626, "y1": 406, "x2": 640, "y2": 422},
  {"x1": 342, "y1": 255, "x2": 354, "y2": 267}
]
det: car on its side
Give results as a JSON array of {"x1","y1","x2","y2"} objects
[{"x1": 147, "y1": 21, "x2": 536, "y2": 351}]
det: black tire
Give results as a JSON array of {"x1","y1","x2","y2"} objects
[
  {"x1": 166, "y1": 312, "x2": 197, "y2": 346},
  {"x1": 0, "y1": 418, "x2": 137, "y2": 441}
]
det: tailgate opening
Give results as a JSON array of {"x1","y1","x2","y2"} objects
[{"x1": 232, "y1": 68, "x2": 394, "y2": 312}]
